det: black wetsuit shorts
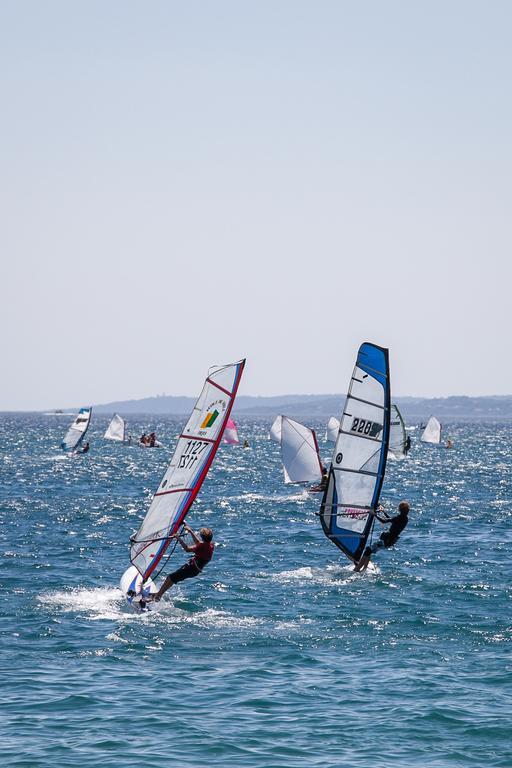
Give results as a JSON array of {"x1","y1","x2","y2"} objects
[{"x1": 169, "y1": 560, "x2": 202, "y2": 584}]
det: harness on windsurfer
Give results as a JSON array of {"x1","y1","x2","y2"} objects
[
  {"x1": 149, "y1": 524, "x2": 215, "y2": 602},
  {"x1": 354, "y1": 501, "x2": 410, "y2": 572}
]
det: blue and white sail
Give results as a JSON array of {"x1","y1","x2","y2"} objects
[
  {"x1": 388, "y1": 404, "x2": 407, "y2": 457},
  {"x1": 129, "y1": 360, "x2": 245, "y2": 583},
  {"x1": 319, "y1": 343, "x2": 391, "y2": 562},
  {"x1": 61, "y1": 407, "x2": 92, "y2": 452}
]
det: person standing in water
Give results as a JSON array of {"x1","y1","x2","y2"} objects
[
  {"x1": 151, "y1": 523, "x2": 214, "y2": 601},
  {"x1": 354, "y1": 501, "x2": 410, "y2": 572}
]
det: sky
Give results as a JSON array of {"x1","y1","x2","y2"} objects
[{"x1": 1, "y1": 1, "x2": 510, "y2": 410}]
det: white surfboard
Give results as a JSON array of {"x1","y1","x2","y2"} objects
[{"x1": 120, "y1": 565, "x2": 158, "y2": 611}]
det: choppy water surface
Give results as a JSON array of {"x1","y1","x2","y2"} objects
[{"x1": 1, "y1": 414, "x2": 511, "y2": 767}]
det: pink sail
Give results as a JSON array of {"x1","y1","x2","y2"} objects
[{"x1": 223, "y1": 418, "x2": 240, "y2": 444}]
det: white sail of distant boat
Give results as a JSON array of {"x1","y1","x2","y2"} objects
[
  {"x1": 388, "y1": 404, "x2": 407, "y2": 457},
  {"x1": 129, "y1": 359, "x2": 246, "y2": 583},
  {"x1": 104, "y1": 414, "x2": 126, "y2": 442},
  {"x1": 319, "y1": 343, "x2": 391, "y2": 563},
  {"x1": 61, "y1": 407, "x2": 92, "y2": 452},
  {"x1": 326, "y1": 417, "x2": 340, "y2": 443},
  {"x1": 223, "y1": 418, "x2": 239, "y2": 444},
  {"x1": 280, "y1": 416, "x2": 323, "y2": 484},
  {"x1": 270, "y1": 415, "x2": 282, "y2": 443},
  {"x1": 421, "y1": 416, "x2": 442, "y2": 444}
]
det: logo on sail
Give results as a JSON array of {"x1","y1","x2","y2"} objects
[{"x1": 199, "y1": 399, "x2": 227, "y2": 431}]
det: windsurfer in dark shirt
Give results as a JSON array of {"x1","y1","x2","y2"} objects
[
  {"x1": 404, "y1": 435, "x2": 411, "y2": 455},
  {"x1": 151, "y1": 523, "x2": 215, "y2": 601},
  {"x1": 76, "y1": 441, "x2": 90, "y2": 454},
  {"x1": 354, "y1": 501, "x2": 410, "y2": 572}
]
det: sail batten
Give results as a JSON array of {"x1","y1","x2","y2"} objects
[
  {"x1": 130, "y1": 360, "x2": 245, "y2": 582},
  {"x1": 319, "y1": 343, "x2": 391, "y2": 563},
  {"x1": 61, "y1": 407, "x2": 92, "y2": 452}
]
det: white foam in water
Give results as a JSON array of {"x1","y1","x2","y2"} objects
[
  {"x1": 39, "y1": 586, "x2": 264, "y2": 630},
  {"x1": 270, "y1": 561, "x2": 379, "y2": 585}
]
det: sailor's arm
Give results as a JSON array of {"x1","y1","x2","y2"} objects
[
  {"x1": 374, "y1": 505, "x2": 392, "y2": 524},
  {"x1": 175, "y1": 534, "x2": 195, "y2": 552},
  {"x1": 183, "y1": 523, "x2": 200, "y2": 544}
]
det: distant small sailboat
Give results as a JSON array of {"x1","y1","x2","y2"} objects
[
  {"x1": 421, "y1": 416, "x2": 442, "y2": 444},
  {"x1": 280, "y1": 416, "x2": 323, "y2": 484},
  {"x1": 61, "y1": 407, "x2": 92, "y2": 452},
  {"x1": 269, "y1": 415, "x2": 282, "y2": 443},
  {"x1": 326, "y1": 416, "x2": 340, "y2": 443},
  {"x1": 104, "y1": 414, "x2": 128, "y2": 443},
  {"x1": 389, "y1": 404, "x2": 407, "y2": 457},
  {"x1": 223, "y1": 418, "x2": 239, "y2": 444},
  {"x1": 319, "y1": 343, "x2": 391, "y2": 563}
]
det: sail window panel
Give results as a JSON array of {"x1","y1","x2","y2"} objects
[
  {"x1": 336, "y1": 471, "x2": 376, "y2": 509},
  {"x1": 334, "y1": 509, "x2": 370, "y2": 535},
  {"x1": 349, "y1": 366, "x2": 385, "y2": 406},
  {"x1": 333, "y1": 431, "x2": 382, "y2": 473}
]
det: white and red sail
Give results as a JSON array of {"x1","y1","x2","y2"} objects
[{"x1": 130, "y1": 360, "x2": 245, "y2": 582}]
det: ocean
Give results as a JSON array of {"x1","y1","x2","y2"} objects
[{"x1": 1, "y1": 413, "x2": 511, "y2": 767}]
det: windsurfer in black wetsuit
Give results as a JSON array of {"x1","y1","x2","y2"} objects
[
  {"x1": 76, "y1": 441, "x2": 90, "y2": 454},
  {"x1": 404, "y1": 435, "x2": 411, "y2": 455},
  {"x1": 354, "y1": 501, "x2": 410, "y2": 572}
]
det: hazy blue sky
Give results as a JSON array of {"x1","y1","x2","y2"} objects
[{"x1": 1, "y1": 1, "x2": 510, "y2": 409}]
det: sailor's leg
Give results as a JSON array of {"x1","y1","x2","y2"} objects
[{"x1": 153, "y1": 574, "x2": 174, "y2": 601}]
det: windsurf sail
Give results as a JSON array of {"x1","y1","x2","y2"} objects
[
  {"x1": 280, "y1": 416, "x2": 323, "y2": 484},
  {"x1": 130, "y1": 359, "x2": 246, "y2": 582},
  {"x1": 388, "y1": 404, "x2": 407, "y2": 457},
  {"x1": 319, "y1": 343, "x2": 391, "y2": 562},
  {"x1": 61, "y1": 407, "x2": 92, "y2": 452},
  {"x1": 104, "y1": 413, "x2": 126, "y2": 442},
  {"x1": 269, "y1": 415, "x2": 282, "y2": 443},
  {"x1": 421, "y1": 416, "x2": 441, "y2": 444},
  {"x1": 223, "y1": 418, "x2": 239, "y2": 444},
  {"x1": 326, "y1": 416, "x2": 340, "y2": 443}
]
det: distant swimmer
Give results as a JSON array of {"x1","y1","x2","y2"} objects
[
  {"x1": 446, "y1": 438, "x2": 454, "y2": 449},
  {"x1": 151, "y1": 523, "x2": 214, "y2": 601},
  {"x1": 404, "y1": 435, "x2": 412, "y2": 455},
  {"x1": 354, "y1": 501, "x2": 410, "y2": 572},
  {"x1": 76, "y1": 441, "x2": 90, "y2": 454},
  {"x1": 243, "y1": 439, "x2": 250, "y2": 448}
]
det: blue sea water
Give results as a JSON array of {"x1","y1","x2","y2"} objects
[{"x1": 0, "y1": 413, "x2": 511, "y2": 768}]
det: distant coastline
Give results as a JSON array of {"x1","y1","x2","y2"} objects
[{"x1": 22, "y1": 394, "x2": 512, "y2": 421}]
